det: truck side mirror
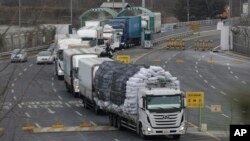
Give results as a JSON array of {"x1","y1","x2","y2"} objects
[{"x1": 183, "y1": 96, "x2": 187, "y2": 108}]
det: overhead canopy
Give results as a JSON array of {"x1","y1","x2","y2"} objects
[{"x1": 79, "y1": 8, "x2": 118, "y2": 26}]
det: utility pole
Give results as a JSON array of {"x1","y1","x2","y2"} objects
[
  {"x1": 19, "y1": 0, "x2": 21, "y2": 48},
  {"x1": 187, "y1": 0, "x2": 190, "y2": 21},
  {"x1": 142, "y1": 0, "x2": 145, "y2": 8},
  {"x1": 70, "y1": 0, "x2": 73, "y2": 26},
  {"x1": 122, "y1": 0, "x2": 125, "y2": 10}
]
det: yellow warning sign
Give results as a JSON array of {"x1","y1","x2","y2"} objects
[
  {"x1": 186, "y1": 92, "x2": 204, "y2": 108},
  {"x1": 116, "y1": 55, "x2": 130, "y2": 64},
  {"x1": 187, "y1": 23, "x2": 200, "y2": 31}
]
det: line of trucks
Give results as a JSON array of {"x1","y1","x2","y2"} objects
[
  {"x1": 52, "y1": 14, "x2": 186, "y2": 139},
  {"x1": 53, "y1": 45, "x2": 186, "y2": 139}
]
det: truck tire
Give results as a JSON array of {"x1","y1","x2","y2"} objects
[
  {"x1": 109, "y1": 114, "x2": 113, "y2": 126},
  {"x1": 112, "y1": 115, "x2": 117, "y2": 128},
  {"x1": 65, "y1": 82, "x2": 70, "y2": 93},
  {"x1": 93, "y1": 103, "x2": 100, "y2": 115},
  {"x1": 82, "y1": 98, "x2": 88, "y2": 109},
  {"x1": 173, "y1": 135, "x2": 181, "y2": 140},
  {"x1": 139, "y1": 124, "x2": 147, "y2": 139},
  {"x1": 117, "y1": 117, "x2": 124, "y2": 130}
]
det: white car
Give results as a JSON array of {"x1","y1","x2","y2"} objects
[
  {"x1": 11, "y1": 49, "x2": 28, "y2": 63},
  {"x1": 36, "y1": 51, "x2": 54, "y2": 64}
]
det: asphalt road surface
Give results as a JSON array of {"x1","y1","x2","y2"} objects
[{"x1": 1, "y1": 29, "x2": 249, "y2": 141}]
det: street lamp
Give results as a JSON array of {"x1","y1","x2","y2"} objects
[
  {"x1": 70, "y1": 0, "x2": 73, "y2": 26},
  {"x1": 187, "y1": 0, "x2": 190, "y2": 21}
]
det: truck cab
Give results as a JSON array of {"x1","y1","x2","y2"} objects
[{"x1": 138, "y1": 87, "x2": 185, "y2": 139}]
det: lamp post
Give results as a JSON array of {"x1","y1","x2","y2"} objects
[
  {"x1": 187, "y1": 0, "x2": 190, "y2": 21},
  {"x1": 70, "y1": 0, "x2": 73, "y2": 26}
]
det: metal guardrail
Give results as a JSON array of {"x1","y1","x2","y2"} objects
[{"x1": 0, "y1": 45, "x2": 49, "y2": 58}]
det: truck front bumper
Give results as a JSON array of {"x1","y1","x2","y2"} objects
[
  {"x1": 144, "y1": 124, "x2": 185, "y2": 136},
  {"x1": 57, "y1": 69, "x2": 64, "y2": 76}
]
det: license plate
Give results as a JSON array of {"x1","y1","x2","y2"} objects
[
  {"x1": 42, "y1": 58, "x2": 47, "y2": 60},
  {"x1": 163, "y1": 130, "x2": 169, "y2": 134}
]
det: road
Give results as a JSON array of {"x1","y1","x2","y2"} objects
[{"x1": 0, "y1": 29, "x2": 250, "y2": 141}]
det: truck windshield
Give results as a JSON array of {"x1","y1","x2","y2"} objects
[{"x1": 146, "y1": 95, "x2": 182, "y2": 111}]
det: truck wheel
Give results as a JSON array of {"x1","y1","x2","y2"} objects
[
  {"x1": 112, "y1": 115, "x2": 117, "y2": 128},
  {"x1": 173, "y1": 135, "x2": 181, "y2": 140},
  {"x1": 117, "y1": 117, "x2": 123, "y2": 130},
  {"x1": 82, "y1": 98, "x2": 88, "y2": 109},
  {"x1": 93, "y1": 104, "x2": 100, "y2": 115},
  {"x1": 139, "y1": 124, "x2": 146, "y2": 139},
  {"x1": 109, "y1": 114, "x2": 113, "y2": 126},
  {"x1": 65, "y1": 82, "x2": 70, "y2": 93}
]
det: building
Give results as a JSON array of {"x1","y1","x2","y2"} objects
[{"x1": 100, "y1": 2, "x2": 130, "y2": 12}]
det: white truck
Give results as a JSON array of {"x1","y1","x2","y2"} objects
[
  {"x1": 103, "y1": 24, "x2": 123, "y2": 50},
  {"x1": 77, "y1": 26, "x2": 104, "y2": 47},
  {"x1": 63, "y1": 48, "x2": 100, "y2": 96},
  {"x1": 78, "y1": 58, "x2": 186, "y2": 139},
  {"x1": 55, "y1": 38, "x2": 82, "y2": 80}
]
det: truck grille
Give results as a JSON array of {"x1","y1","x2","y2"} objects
[{"x1": 152, "y1": 114, "x2": 180, "y2": 127}]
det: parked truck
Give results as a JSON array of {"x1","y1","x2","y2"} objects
[
  {"x1": 103, "y1": 24, "x2": 123, "y2": 50},
  {"x1": 78, "y1": 58, "x2": 185, "y2": 139},
  {"x1": 77, "y1": 26, "x2": 104, "y2": 47},
  {"x1": 63, "y1": 48, "x2": 99, "y2": 96},
  {"x1": 55, "y1": 38, "x2": 82, "y2": 80},
  {"x1": 107, "y1": 16, "x2": 142, "y2": 48}
]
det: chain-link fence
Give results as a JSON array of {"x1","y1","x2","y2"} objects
[
  {"x1": 232, "y1": 26, "x2": 250, "y2": 57},
  {"x1": 0, "y1": 26, "x2": 56, "y2": 53}
]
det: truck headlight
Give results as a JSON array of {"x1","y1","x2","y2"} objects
[
  {"x1": 180, "y1": 126, "x2": 185, "y2": 131},
  {"x1": 58, "y1": 69, "x2": 63, "y2": 73},
  {"x1": 147, "y1": 127, "x2": 153, "y2": 132}
]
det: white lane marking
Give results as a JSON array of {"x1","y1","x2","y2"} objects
[
  {"x1": 211, "y1": 85, "x2": 216, "y2": 89},
  {"x1": 163, "y1": 65, "x2": 166, "y2": 68},
  {"x1": 235, "y1": 76, "x2": 239, "y2": 79},
  {"x1": 221, "y1": 114, "x2": 230, "y2": 118},
  {"x1": 19, "y1": 72, "x2": 22, "y2": 76},
  {"x1": 90, "y1": 121, "x2": 97, "y2": 126},
  {"x1": 234, "y1": 98, "x2": 240, "y2": 103},
  {"x1": 51, "y1": 77, "x2": 55, "y2": 81},
  {"x1": 53, "y1": 89, "x2": 57, "y2": 93},
  {"x1": 199, "y1": 74, "x2": 203, "y2": 78},
  {"x1": 65, "y1": 103, "x2": 71, "y2": 107},
  {"x1": 198, "y1": 59, "x2": 201, "y2": 61},
  {"x1": 75, "y1": 111, "x2": 83, "y2": 116},
  {"x1": 18, "y1": 104, "x2": 22, "y2": 108},
  {"x1": 14, "y1": 78, "x2": 17, "y2": 81},
  {"x1": 196, "y1": 70, "x2": 199, "y2": 73},
  {"x1": 228, "y1": 67, "x2": 231, "y2": 70},
  {"x1": 58, "y1": 96, "x2": 62, "y2": 100},
  {"x1": 165, "y1": 61, "x2": 168, "y2": 64},
  {"x1": 11, "y1": 83, "x2": 14, "y2": 87},
  {"x1": 242, "y1": 81, "x2": 247, "y2": 85},
  {"x1": 202, "y1": 55, "x2": 205, "y2": 58},
  {"x1": 196, "y1": 62, "x2": 198, "y2": 65},
  {"x1": 114, "y1": 139, "x2": 119, "y2": 141},
  {"x1": 227, "y1": 63, "x2": 230, "y2": 66},
  {"x1": 35, "y1": 123, "x2": 41, "y2": 128},
  {"x1": 11, "y1": 89, "x2": 14, "y2": 93},
  {"x1": 195, "y1": 66, "x2": 197, "y2": 69},
  {"x1": 25, "y1": 112, "x2": 31, "y2": 118},
  {"x1": 47, "y1": 108, "x2": 55, "y2": 114},
  {"x1": 230, "y1": 71, "x2": 233, "y2": 74},
  {"x1": 204, "y1": 80, "x2": 208, "y2": 83},
  {"x1": 51, "y1": 82, "x2": 54, "y2": 86},
  {"x1": 24, "y1": 68, "x2": 27, "y2": 71},
  {"x1": 29, "y1": 64, "x2": 33, "y2": 67},
  {"x1": 13, "y1": 96, "x2": 17, "y2": 100},
  {"x1": 220, "y1": 91, "x2": 227, "y2": 95}
]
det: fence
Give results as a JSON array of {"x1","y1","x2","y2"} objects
[
  {"x1": 232, "y1": 26, "x2": 250, "y2": 57},
  {"x1": 0, "y1": 26, "x2": 56, "y2": 53}
]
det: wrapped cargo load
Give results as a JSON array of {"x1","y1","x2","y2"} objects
[{"x1": 94, "y1": 61, "x2": 180, "y2": 116}]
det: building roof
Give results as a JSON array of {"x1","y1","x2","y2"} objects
[{"x1": 100, "y1": 2, "x2": 130, "y2": 9}]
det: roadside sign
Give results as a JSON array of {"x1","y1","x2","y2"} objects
[
  {"x1": 116, "y1": 55, "x2": 130, "y2": 64},
  {"x1": 186, "y1": 92, "x2": 204, "y2": 108},
  {"x1": 187, "y1": 23, "x2": 200, "y2": 31},
  {"x1": 211, "y1": 105, "x2": 221, "y2": 112}
]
